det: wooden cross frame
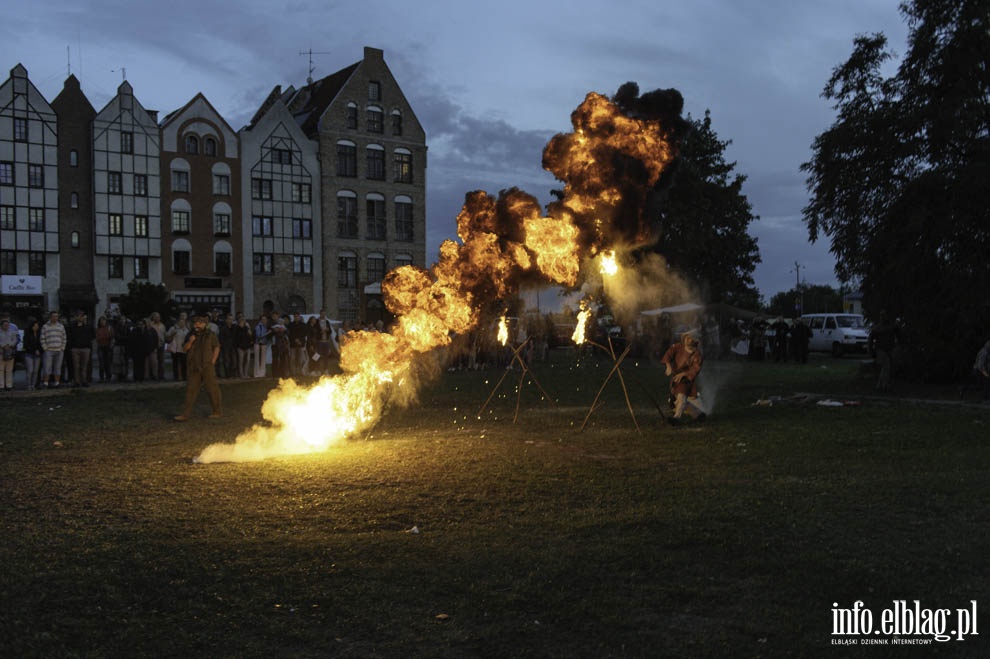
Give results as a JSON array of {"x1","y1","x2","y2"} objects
[
  {"x1": 579, "y1": 336, "x2": 641, "y2": 434},
  {"x1": 477, "y1": 339, "x2": 556, "y2": 423}
]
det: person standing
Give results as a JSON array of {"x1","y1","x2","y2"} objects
[
  {"x1": 148, "y1": 312, "x2": 168, "y2": 380},
  {"x1": 868, "y1": 311, "x2": 901, "y2": 392},
  {"x1": 790, "y1": 318, "x2": 812, "y2": 364},
  {"x1": 165, "y1": 313, "x2": 190, "y2": 381},
  {"x1": 40, "y1": 311, "x2": 67, "y2": 388},
  {"x1": 0, "y1": 317, "x2": 19, "y2": 391},
  {"x1": 253, "y1": 315, "x2": 271, "y2": 378},
  {"x1": 21, "y1": 318, "x2": 42, "y2": 390},
  {"x1": 217, "y1": 313, "x2": 238, "y2": 379},
  {"x1": 660, "y1": 332, "x2": 706, "y2": 424},
  {"x1": 174, "y1": 314, "x2": 221, "y2": 421},
  {"x1": 67, "y1": 312, "x2": 96, "y2": 387},
  {"x1": 288, "y1": 312, "x2": 309, "y2": 377},
  {"x1": 95, "y1": 316, "x2": 114, "y2": 383},
  {"x1": 234, "y1": 313, "x2": 254, "y2": 378},
  {"x1": 268, "y1": 321, "x2": 291, "y2": 380}
]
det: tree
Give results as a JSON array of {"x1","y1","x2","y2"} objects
[
  {"x1": 117, "y1": 280, "x2": 178, "y2": 324},
  {"x1": 802, "y1": 0, "x2": 990, "y2": 378},
  {"x1": 643, "y1": 107, "x2": 762, "y2": 309}
]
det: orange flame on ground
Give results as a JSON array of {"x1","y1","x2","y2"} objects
[{"x1": 195, "y1": 91, "x2": 679, "y2": 463}]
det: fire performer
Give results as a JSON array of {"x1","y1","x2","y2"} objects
[
  {"x1": 660, "y1": 332, "x2": 706, "y2": 424},
  {"x1": 174, "y1": 313, "x2": 222, "y2": 421}
]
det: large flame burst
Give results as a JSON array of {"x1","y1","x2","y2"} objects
[{"x1": 195, "y1": 92, "x2": 678, "y2": 463}]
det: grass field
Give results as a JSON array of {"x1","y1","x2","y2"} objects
[{"x1": 1, "y1": 351, "x2": 987, "y2": 657}]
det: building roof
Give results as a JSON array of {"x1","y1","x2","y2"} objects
[{"x1": 290, "y1": 61, "x2": 360, "y2": 138}]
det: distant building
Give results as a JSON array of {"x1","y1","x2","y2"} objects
[
  {"x1": 285, "y1": 46, "x2": 427, "y2": 323},
  {"x1": 160, "y1": 94, "x2": 242, "y2": 315},
  {"x1": 0, "y1": 64, "x2": 59, "y2": 321},
  {"x1": 239, "y1": 86, "x2": 323, "y2": 318},
  {"x1": 0, "y1": 46, "x2": 424, "y2": 325},
  {"x1": 89, "y1": 80, "x2": 163, "y2": 316}
]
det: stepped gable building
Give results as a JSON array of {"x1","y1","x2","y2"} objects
[
  {"x1": 239, "y1": 85, "x2": 322, "y2": 318},
  {"x1": 160, "y1": 93, "x2": 242, "y2": 316},
  {"x1": 51, "y1": 74, "x2": 97, "y2": 318},
  {"x1": 283, "y1": 46, "x2": 427, "y2": 324},
  {"x1": 89, "y1": 80, "x2": 162, "y2": 315},
  {"x1": 0, "y1": 64, "x2": 59, "y2": 321}
]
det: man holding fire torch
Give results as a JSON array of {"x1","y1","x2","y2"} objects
[
  {"x1": 174, "y1": 313, "x2": 222, "y2": 421},
  {"x1": 660, "y1": 331, "x2": 706, "y2": 424}
]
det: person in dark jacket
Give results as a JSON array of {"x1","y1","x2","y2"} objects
[
  {"x1": 21, "y1": 317, "x2": 43, "y2": 390},
  {"x1": 174, "y1": 314, "x2": 221, "y2": 421},
  {"x1": 68, "y1": 312, "x2": 96, "y2": 387}
]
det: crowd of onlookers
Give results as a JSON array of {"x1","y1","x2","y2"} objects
[{"x1": 0, "y1": 309, "x2": 378, "y2": 392}]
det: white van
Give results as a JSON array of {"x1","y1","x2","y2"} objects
[{"x1": 800, "y1": 313, "x2": 869, "y2": 357}]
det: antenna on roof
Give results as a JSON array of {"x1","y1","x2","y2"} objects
[{"x1": 299, "y1": 48, "x2": 332, "y2": 85}]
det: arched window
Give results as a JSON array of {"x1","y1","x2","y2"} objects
[
  {"x1": 213, "y1": 240, "x2": 233, "y2": 276},
  {"x1": 185, "y1": 134, "x2": 199, "y2": 155},
  {"x1": 391, "y1": 109, "x2": 403, "y2": 136},
  {"x1": 337, "y1": 191, "x2": 358, "y2": 238},
  {"x1": 366, "y1": 105, "x2": 383, "y2": 133},
  {"x1": 172, "y1": 238, "x2": 192, "y2": 275},
  {"x1": 204, "y1": 137, "x2": 217, "y2": 157}
]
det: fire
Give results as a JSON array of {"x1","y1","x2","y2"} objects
[
  {"x1": 195, "y1": 89, "x2": 680, "y2": 463},
  {"x1": 497, "y1": 315, "x2": 509, "y2": 346},
  {"x1": 600, "y1": 250, "x2": 618, "y2": 277},
  {"x1": 572, "y1": 301, "x2": 592, "y2": 345}
]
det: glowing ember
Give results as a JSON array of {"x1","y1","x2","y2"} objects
[
  {"x1": 497, "y1": 315, "x2": 509, "y2": 346},
  {"x1": 195, "y1": 89, "x2": 680, "y2": 463},
  {"x1": 572, "y1": 301, "x2": 592, "y2": 345}
]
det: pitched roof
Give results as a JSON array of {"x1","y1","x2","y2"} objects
[{"x1": 291, "y1": 61, "x2": 359, "y2": 138}]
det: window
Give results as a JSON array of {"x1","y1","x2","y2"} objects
[
  {"x1": 366, "y1": 196, "x2": 386, "y2": 240},
  {"x1": 71, "y1": 231, "x2": 79, "y2": 248},
  {"x1": 251, "y1": 178, "x2": 273, "y2": 200},
  {"x1": 395, "y1": 253, "x2": 413, "y2": 268},
  {"x1": 28, "y1": 208, "x2": 44, "y2": 232},
  {"x1": 108, "y1": 171, "x2": 123, "y2": 194},
  {"x1": 134, "y1": 174, "x2": 148, "y2": 196},
  {"x1": 391, "y1": 110, "x2": 403, "y2": 136},
  {"x1": 366, "y1": 147, "x2": 385, "y2": 180},
  {"x1": 204, "y1": 137, "x2": 217, "y2": 157},
  {"x1": 121, "y1": 131, "x2": 133, "y2": 154},
  {"x1": 252, "y1": 253, "x2": 273, "y2": 274},
  {"x1": 393, "y1": 150, "x2": 413, "y2": 183},
  {"x1": 214, "y1": 252, "x2": 232, "y2": 276},
  {"x1": 366, "y1": 107, "x2": 383, "y2": 133},
  {"x1": 108, "y1": 213, "x2": 123, "y2": 236},
  {"x1": 345, "y1": 103, "x2": 358, "y2": 129},
  {"x1": 272, "y1": 148, "x2": 292, "y2": 165},
  {"x1": 0, "y1": 206, "x2": 14, "y2": 230},
  {"x1": 70, "y1": 192, "x2": 79, "y2": 208},
  {"x1": 292, "y1": 217, "x2": 312, "y2": 239},
  {"x1": 336, "y1": 142, "x2": 357, "y2": 177},
  {"x1": 0, "y1": 162, "x2": 12, "y2": 185},
  {"x1": 291, "y1": 182, "x2": 311, "y2": 203},
  {"x1": 252, "y1": 216, "x2": 273, "y2": 237},
  {"x1": 0, "y1": 250, "x2": 15, "y2": 275},
  {"x1": 367, "y1": 254, "x2": 386, "y2": 282},
  {"x1": 212, "y1": 174, "x2": 230, "y2": 196},
  {"x1": 172, "y1": 210, "x2": 191, "y2": 233},
  {"x1": 14, "y1": 117, "x2": 27, "y2": 141},
  {"x1": 28, "y1": 164, "x2": 44, "y2": 188},
  {"x1": 337, "y1": 194, "x2": 358, "y2": 238},
  {"x1": 135, "y1": 215, "x2": 148, "y2": 237},
  {"x1": 172, "y1": 169, "x2": 189, "y2": 193},
  {"x1": 214, "y1": 213, "x2": 231, "y2": 236},
  {"x1": 70, "y1": 150, "x2": 78, "y2": 167},
  {"x1": 134, "y1": 256, "x2": 149, "y2": 279},
  {"x1": 395, "y1": 199, "x2": 414, "y2": 242},
  {"x1": 173, "y1": 249, "x2": 191, "y2": 275},
  {"x1": 108, "y1": 256, "x2": 124, "y2": 279},
  {"x1": 293, "y1": 255, "x2": 312, "y2": 275},
  {"x1": 28, "y1": 252, "x2": 45, "y2": 276},
  {"x1": 338, "y1": 254, "x2": 357, "y2": 288},
  {"x1": 369, "y1": 81, "x2": 381, "y2": 101},
  {"x1": 185, "y1": 135, "x2": 199, "y2": 154}
]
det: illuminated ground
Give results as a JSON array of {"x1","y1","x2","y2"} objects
[{"x1": 1, "y1": 352, "x2": 987, "y2": 657}]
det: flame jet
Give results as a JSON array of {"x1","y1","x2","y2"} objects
[{"x1": 195, "y1": 91, "x2": 681, "y2": 463}]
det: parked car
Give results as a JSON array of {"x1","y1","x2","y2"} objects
[{"x1": 800, "y1": 313, "x2": 869, "y2": 357}]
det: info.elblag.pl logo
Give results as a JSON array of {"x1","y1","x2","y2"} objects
[{"x1": 831, "y1": 600, "x2": 978, "y2": 645}]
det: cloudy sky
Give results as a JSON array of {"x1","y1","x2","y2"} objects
[{"x1": 4, "y1": 0, "x2": 909, "y2": 301}]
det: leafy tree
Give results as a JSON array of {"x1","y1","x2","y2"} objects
[
  {"x1": 802, "y1": 0, "x2": 990, "y2": 378},
  {"x1": 765, "y1": 284, "x2": 846, "y2": 317},
  {"x1": 117, "y1": 280, "x2": 178, "y2": 324},
  {"x1": 643, "y1": 107, "x2": 762, "y2": 309}
]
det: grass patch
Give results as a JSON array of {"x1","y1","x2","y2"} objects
[{"x1": 1, "y1": 352, "x2": 988, "y2": 657}]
